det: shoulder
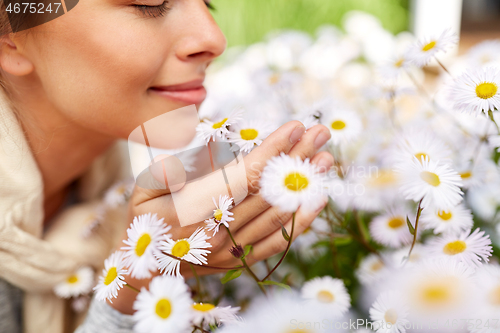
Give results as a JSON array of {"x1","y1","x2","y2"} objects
[{"x1": 0, "y1": 279, "x2": 23, "y2": 333}]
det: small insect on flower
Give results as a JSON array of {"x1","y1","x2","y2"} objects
[
  {"x1": 369, "y1": 209, "x2": 413, "y2": 248},
  {"x1": 369, "y1": 291, "x2": 410, "y2": 333},
  {"x1": 93, "y1": 251, "x2": 128, "y2": 302},
  {"x1": 226, "y1": 119, "x2": 273, "y2": 153},
  {"x1": 321, "y1": 109, "x2": 363, "y2": 145},
  {"x1": 133, "y1": 276, "x2": 193, "y2": 333},
  {"x1": 156, "y1": 228, "x2": 212, "y2": 278},
  {"x1": 260, "y1": 153, "x2": 329, "y2": 213},
  {"x1": 301, "y1": 276, "x2": 351, "y2": 317},
  {"x1": 196, "y1": 108, "x2": 243, "y2": 143},
  {"x1": 121, "y1": 213, "x2": 172, "y2": 279},
  {"x1": 405, "y1": 28, "x2": 458, "y2": 67},
  {"x1": 420, "y1": 203, "x2": 474, "y2": 235},
  {"x1": 427, "y1": 228, "x2": 493, "y2": 267},
  {"x1": 396, "y1": 156, "x2": 463, "y2": 211},
  {"x1": 191, "y1": 303, "x2": 241, "y2": 327},
  {"x1": 54, "y1": 267, "x2": 94, "y2": 299},
  {"x1": 204, "y1": 195, "x2": 235, "y2": 236},
  {"x1": 449, "y1": 67, "x2": 500, "y2": 116}
]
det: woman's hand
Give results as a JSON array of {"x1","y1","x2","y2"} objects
[{"x1": 111, "y1": 121, "x2": 333, "y2": 314}]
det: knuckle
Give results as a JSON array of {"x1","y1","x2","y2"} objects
[
  {"x1": 272, "y1": 239, "x2": 288, "y2": 254},
  {"x1": 272, "y1": 211, "x2": 291, "y2": 229}
]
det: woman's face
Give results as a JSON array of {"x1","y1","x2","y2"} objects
[{"x1": 13, "y1": 0, "x2": 226, "y2": 139}]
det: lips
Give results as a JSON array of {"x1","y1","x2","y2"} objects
[{"x1": 150, "y1": 79, "x2": 207, "y2": 105}]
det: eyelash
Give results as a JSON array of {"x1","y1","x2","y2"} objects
[{"x1": 133, "y1": 0, "x2": 215, "y2": 18}]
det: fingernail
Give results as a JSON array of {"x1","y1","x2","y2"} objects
[
  {"x1": 289, "y1": 125, "x2": 306, "y2": 144},
  {"x1": 316, "y1": 157, "x2": 332, "y2": 172},
  {"x1": 314, "y1": 131, "x2": 331, "y2": 149}
]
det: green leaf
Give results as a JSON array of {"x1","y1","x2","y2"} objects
[
  {"x1": 258, "y1": 280, "x2": 292, "y2": 291},
  {"x1": 406, "y1": 216, "x2": 415, "y2": 235},
  {"x1": 220, "y1": 269, "x2": 243, "y2": 284},
  {"x1": 334, "y1": 236, "x2": 353, "y2": 246},
  {"x1": 281, "y1": 225, "x2": 290, "y2": 242},
  {"x1": 244, "y1": 245, "x2": 253, "y2": 258},
  {"x1": 280, "y1": 272, "x2": 292, "y2": 284}
]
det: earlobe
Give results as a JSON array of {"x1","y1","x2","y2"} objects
[{"x1": 0, "y1": 36, "x2": 34, "y2": 76}]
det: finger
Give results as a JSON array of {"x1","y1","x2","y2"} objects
[
  {"x1": 247, "y1": 197, "x2": 328, "y2": 263},
  {"x1": 232, "y1": 153, "x2": 334, "y2": 244}
]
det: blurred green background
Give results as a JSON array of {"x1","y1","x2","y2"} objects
[{"x1": 211, "y1": 0, "x2": 410, "y2": 47}]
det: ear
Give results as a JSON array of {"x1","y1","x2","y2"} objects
[{"x1": 0, "y1": 34, "x2": 34, "y2": 76}]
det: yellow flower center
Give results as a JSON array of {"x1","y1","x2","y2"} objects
[
  {"x1": 422, "y1": 285, "x2": 450, "y2": 304},
  {"x1": 116, "y1": 185, "x2": 126, "y2": 195},
  {"x1": 368, "y1": 170, "x2": 398, "y2": 188},
  {"x1": 437, "y1": 210, "x2": 453, "y2": 221},
  {"x1": 288, "y1": 330, "x2": 311, "y2": 333},
  {"x1": 104, "y1": 267, "x2": 117, "y2": 286},
  {"x1": 171, "y1": 239, "x2": 191, "y2": 258},
  {"x1": 317, "y1": 290, "x2": 335, "y2": 303},
  {"x1": 475, "y1": 82, "x2": 498, "y2": 100},
  {"x1": 422, "y1": 41, "x2": 437, "y2": 52},
  {"x1": 489, "y1": 286, "x2": 500, "y2": 305},
  {"x1": 155, "y1": 299, "x2": 172, "y2": 319},
  {"x1": 331, "y1": 120, "x2": 346, "y2": 130},
  {"x1": 395, "y1": 59, "x2": 404, "y2": 68},
  {"x1": 135, "y1": 233, "x2": 152, "y2": 257},
  {"x1": 387, "y1": 217, "x2": 404, "y2": 229},
  {"x1": 443, "y1": 240, "x2": 467, "y2": 255},
  {"x1": 67, "y1": 275, "x2": 79, "y2": 284},
  {"x1": 420, "y1": 171, "x2": 441, "y2": 186},
  {"x1": 459, "y1": 171, "x2": 472, "y2": 179},
  {"x1": 414, "y1": 152, "x2": 428, "y2": 162},
  {"x1": 212, "y1": 118, "x2": 228, "y2": 129},
  {"x1": 213, "y1": 209, "x2": 223, "y2": 222},
  {"x1": 371, "y1": 260, "x2": 384, "y2": 272},
  {"x1": 240, "y1": 128, "x2": 258, "y2": 141},
  {"x1": 284, "y1": 172, "x2": 309, "y2": 191},
  {"x1": 269, "y1": 73, "x2": 281, "y2": 85},
  {"x1": 192, "y1": 303, "x2": 216, "y2": 312},
  {"x1": 384, "y1": 308, "x2": 398, "y2": 325}
]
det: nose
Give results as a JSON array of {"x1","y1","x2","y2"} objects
[{"x1": 175, "y1": 0, "x2": 227, "y2": 63}]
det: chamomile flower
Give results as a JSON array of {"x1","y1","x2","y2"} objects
[
  {"x1": 226, "y1": 119, "x2": 272, "y2": 153},
  {"x1": 427, "y1": 228, "x2": 492, "y2": 267},
  {"x1": 133, "y1": 276, "x2": 193, "y2": 333},
  {"x1": 369, "y1": 291, "x2": 410, "y2": 333},
  {"x1": 369, "y1": 210, "x2": 413, "y2": 248},
  {"x1": 321, "y1": 109, "x2": 363, "y2": 145},
  {"x1": 93, "y1": 251, "x2": 128, "y2": 302},
  {"x1": 260, "y1": 153, "x2": 328, "y2": 213},
  {"x1": 420, "y1": 203, "x2": 473, "y2": 235},
  {"x1": 467, "y1": 39, "x2": 500, "y2": 68},
  {"x1": 396, "y1": 156, "x2": 463, "y2": 211},
  {"x1": 392, "y1": 128, "x2": 452, "y2": 166},
  {"x1": 449, "y1": 67, "x2": 500, "y2": 116},
  {"x1": 156, "y1": 227, "x2": 212, "y2": 278},
  {"x1": 196, "y1": 109, "x2": 243, "y2": 143},
  {"x1": 405, "y1": 29, "x2": 458, "y2": 67},
  {"x1": 470, "y1": 264, "x2": 500, "y2": 333},
  {"x1": 104, "y1": 179, "x2": 134, "y2": 208},
  {"x1": 357, "y1": 253, "x2": 392, "y2": 285},
  {"x1": 191, "y1": 303, "x2": 241, "y2": 327},
  {"x1": 205, "y1": 195, "x2": 234, "y2": 236},
  {"x1": 121, "y1": 213, "x2": 172, "y2": 279},
  {"x1": 403, "y1": 258, "x2": 477, "y2": 322},
  {"x1": 301, "y1": 276, "x2": 351, "y2": 317},
  {"x1": 378, "y1": 56, "x2": 410, "y2": 83},
  {"x1": 54, "y1": 267, "x2": 94, "y2": 299}
]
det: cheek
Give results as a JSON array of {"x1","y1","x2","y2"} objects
[{"x1": 29, "y1": 8, "x2": 172, "y2": 138}]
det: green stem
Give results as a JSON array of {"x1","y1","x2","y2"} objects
[
  {"x1": 224, "y1": 226, "x2": 266, "y2": 295},
  {"x1": 330, "y1": 237, "x2": 342, "y2": 278},
  {"x1": 261, "y1": 212, "x2": 296, "y2": 281},
  {"x1": 125, "y1": 283, "x2": 140, "y2": 293},
  {"x1": 189, "y1": 263, "x2": 203, "y2": 302},
  {"x1": 407, "y1": 199, "x2": 424, "y2": 260},
  {"x1": 488, "y1": 109, "x2": 500, "y2": 134},
  {"x1": 435, "y1": 57, "x2": 452, "y2": 76}
]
